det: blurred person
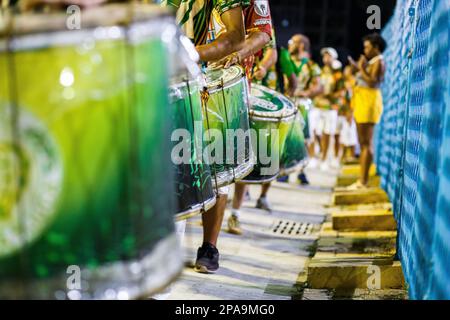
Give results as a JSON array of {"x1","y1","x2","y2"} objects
[
  {"x1": 313, "y1": 47, "x2": 341, "y2": 171},
  {"x1": 348, "y1": 33, "x2": 386, "y2": 189},
  {"x1": 278, "y1": 34, "x2": 322, "y2": 184},
  {"x1": 339, "y1": 65, "x2": 358, "y2": 163}
]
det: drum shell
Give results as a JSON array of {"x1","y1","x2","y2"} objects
[
  {"x1": 242, "y1": 116, "x2": 291, "y2": 184},
  {"x1": 280, "y1": 112, "x2": 308, "y2": 175},
  {"x1": 203, "y1": 67, "x2": 254, "y2": 188},
  {"x1": 0, "y1": 12, "x2": 180, "y2": 299},
  {"x1": 170, "y1": 80, "x2": 216, "y2": 220}
]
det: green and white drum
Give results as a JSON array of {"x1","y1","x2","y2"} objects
[
  {"x1": 241, "y1": 84, "x2": 295, "y2": 184},
  {"x1": 203, "y1": 66, "x2": 254, "y2": 188},
  {"x1": 0, "y1": 4, "x2": 182, "y2": 299},
  {"x1": 280, "y1": 112, "x2": 308, "y2": 175},
  {"x1": 170, "y1": 77, "x2": 216, "y2": 220}
]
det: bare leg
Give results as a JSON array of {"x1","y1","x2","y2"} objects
[
  {"x1": 260, "y1": 183, "x2": 271, "y2": 198},
  {"x1": 232, "y1": 183, "x2": 247, "y2": 211},
  {"x1": 334, "y1": 134, "x2": 341, "y2": 159},
  {"x1": 202, "y1": 194, "x2": 227, "y2": 247},
  {"x1": 321, "y1": 134, "x2": 331, "y2": 162},
  {"x1": 356, "y1": 123, "x2": 375, "y2": 186},
  {"x1": 350, "y1": 146, "x2": 355, "y2": 158}
]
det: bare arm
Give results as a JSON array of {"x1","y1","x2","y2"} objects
[
  {"x1": 196, "y1": 6, "x2": 245, "y2": 63},
  {"x1": 254, "y1": 46, "x2": 277, "y2": 77},
  {"x1": 237, "y1": 31, "x2": 270, "y2": 63},
  {"x1": 297, "y1": 76, "x2": 323, "y2": 98}
]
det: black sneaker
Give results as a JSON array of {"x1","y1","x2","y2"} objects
[
  {"x1": 298, "y1": 172, "x2": 310, "y2": 185},
  {"x1": 195, "y1": 243, "x2": 220, "y2": 274}
]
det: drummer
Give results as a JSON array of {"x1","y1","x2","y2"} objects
[
  {"x1": 162, "y1": 0, "x2": 247, "y2": 274},
  {"x1": 280, "y1": 34, "x2": 323, "y2": 184},
  {"x1": 313, "y1": 48, "x2": 344, "y2": 171},
  {"x1": 211, "y1": 0, "x2": 276, "y2": 235}
]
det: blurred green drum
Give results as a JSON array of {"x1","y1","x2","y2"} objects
[
  {"x1": 0, "y1": 4, "x2": 182, "y2": 299},
  {"x1": 280, "y1": 112, "x2": 308, "y2": 175},
  {"x1": 241, "y1": 84, "x2": 295, "y2": 184},
  {"x1": 203, "y1": 66, "x2": 254, "y2": 188},
  {"x1": 170, "y1": 77, "x2": 216, "y2": 220}
]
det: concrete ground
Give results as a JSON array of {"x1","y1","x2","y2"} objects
[
  {"x1": 163, "y1": 164, "x2": 407, "y2": 300},
  {"x1": 167, "y1": 167, "x2": 335, "y2": 300}
]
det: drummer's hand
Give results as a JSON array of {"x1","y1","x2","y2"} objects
[
  {"x1": 210, "y1": 52, "x2": 240, "y2": 69},
  {"x1": 253, "y1": 65, "x2": 267, "y2": 81},
  {"x1": 357, "y1": 55, "x2": 367, "y2": 71},
  {"x1": 21, "y1": 0, "x2": 107, "y2": 11}
]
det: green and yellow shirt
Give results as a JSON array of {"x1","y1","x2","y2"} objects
[{"x1": 162, "y1": 0, "x2": 245, "y2": 46}]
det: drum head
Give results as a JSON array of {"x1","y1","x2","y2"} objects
[
  {"x1": 205, "y1": 66, "x2": 243, "y2": 91},
  {"x1": 0, "y1": 4, "x2": 171, "y2": 37},
  {"x1": 250, "y1": 84, "x2": 296, "y2": 121}
]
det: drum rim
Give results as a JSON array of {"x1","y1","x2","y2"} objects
[
  {"x1": 0, "y1": 233, "x2": 183, "y2": 300},
  {"x1": 279, "y1": 158, "x2": 309, "y2": 176},
  {"x1": 250, "y1": 83, "x2": 297, "y2": 121},
  {"x1": 0, "y1": 13, "x2": 175, "y2": 52},
  {"x1": 204, "y1": 65, "x2": 245, "y2": 93},
  {"x1": 212, "y1": 159, "x2": 255, "y2": 188},
  {"x1": 240, "y1": 173, "x2": 279, "y2": 184},
  {"x1": 174, "y1": 195, "x2": 217, "y2": 221},
  {"x1": 0, "y1": 4, "x2": 171, "y2": 36}
]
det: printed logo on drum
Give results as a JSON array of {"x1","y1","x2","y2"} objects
[
  {"x1": 171, "y1": 122, "x2": 280, "y2": 176},
  {"x1": 66, "y1": 5, "x2": 81, "y2": 30},
  {"x1": 254, "y1": 0, "x2": 270, "y2": 18}
]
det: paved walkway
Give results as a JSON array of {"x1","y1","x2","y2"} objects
[{"x1": 168, "y1": 168, "x2": 337, "y2": 300}]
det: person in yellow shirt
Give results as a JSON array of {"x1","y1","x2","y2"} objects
[{"x1": 348, "y1": 33, "x2": 386, "y2": 189}]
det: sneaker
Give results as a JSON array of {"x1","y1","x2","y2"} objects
[
  {"x1": 308, "y1": 158, "x2": 320, "y2": 169},
  {"x1": 320, "y1": 161, "x2": 330, "y2": 172},
  {"x1": 194, "y1": 243, "x2": 219, "y2": 274},
  {"x1": 330, "y1": 158, "x2": 341, "y2": 169},
  {"x1": 277, "y1": 175, "x2": 289, "y2": 183},
  {"x1": 256, "y1": 197, "x2": 272, "y2": 212},
  {"x1": 227, "y1": 215, "x2": 243, "y2": 235},
  {"x1": 298, "y1": 172, "x2": 310, "y2": 185},
  {"x1": 346, "y1": 180, "x2": 367, "y2": 191}
]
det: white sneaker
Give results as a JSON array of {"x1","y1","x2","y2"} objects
[
  {"x1": 320, "y1": 161, "x2": 330, "y2": 172},
  {"x1": 308, "y1": 158, "x2": 320, "y2": 169},
  {"x1": 330, "y1": 158, "x2": 341, "y2": 169}
]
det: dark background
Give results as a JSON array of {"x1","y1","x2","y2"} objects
[{"x1": 271, "y1": 0, "x2": 396, "y2": 65}]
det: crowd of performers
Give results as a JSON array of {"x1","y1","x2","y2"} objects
[
  {"x1": 11, "y1": 0, "x2": 387, "y2": 290},
  {"x1": 158, "y1": 0, "x2": 386, "y2": 276}
]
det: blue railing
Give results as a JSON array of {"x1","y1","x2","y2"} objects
[{"x1": 375, "y1": 0, "x2": 449, "y2": 299}]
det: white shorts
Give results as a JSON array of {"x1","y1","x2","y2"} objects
[
  {"x1": 311, "y1": 108, "x2": 338, "y2": 136},
  {"x1": 340, "y1": 118, "x2": 358, "y2": 147},
  {"x1": 336, "y1": 115, "x2": 346, "y2": 135},
  {"x1": 308, "y1": 107, "x2": 322, "y2": 139}
]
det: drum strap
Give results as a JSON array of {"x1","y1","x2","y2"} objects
[{"x1": 201, "y1": 87, "x2": 220, "y2": 196}]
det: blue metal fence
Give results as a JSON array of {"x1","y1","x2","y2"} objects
[{"x1": 376, "y1": 0, "x2": 450, "y2": 300}]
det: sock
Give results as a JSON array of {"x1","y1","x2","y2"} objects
[{"x1": 231, "y1": 209, "x2": 240, "y2": 219}]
